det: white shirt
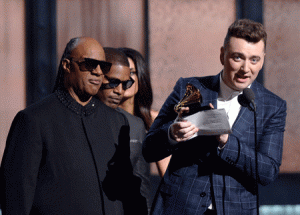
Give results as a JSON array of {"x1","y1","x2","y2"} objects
[{"x1": 217, "y1": 75, "x2": 243, "y2": 128}]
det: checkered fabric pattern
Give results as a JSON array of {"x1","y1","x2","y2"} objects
[{"x1": 144, "y1": 73, "x2": 287, "y2": 215}]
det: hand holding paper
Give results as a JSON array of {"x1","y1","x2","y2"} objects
[
  {"x1": 183, "y1": 108, "x2": 231, "y2": 136},
  {"x1": 171, "y1": 83, "x2": 230, "y2": 143}
]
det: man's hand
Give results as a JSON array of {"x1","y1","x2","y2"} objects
[
  {"x1": 217, "y1": 134, "x2": 229, "y2": 148},
  {"x1": 208, "y1": 103, "x2": 229, "y2": 148},
  {"x1": 170, "y1": 107, "x2": 199, "y2": 142}
]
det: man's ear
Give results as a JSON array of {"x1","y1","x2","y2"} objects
[
  {"x1": 220, "y1": 47, "x2": 225, "y2": 66},
  {"x1": 261, "y1": 52, "x2": 266, "y2": 69},
  {"x1": 62, "y1": 58, "x2": 71, "y2": 73},
  {"x1": 258, "y1": 52, "x2": 266, "y2": 71}
]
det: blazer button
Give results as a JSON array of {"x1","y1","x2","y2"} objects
[{"x1": 200, "y1": 192, "x2": 206, "y2": 197}]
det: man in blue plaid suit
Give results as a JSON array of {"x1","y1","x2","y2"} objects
[{"x1": 143, "y1": 19, "x2": 287, "y2": 215}]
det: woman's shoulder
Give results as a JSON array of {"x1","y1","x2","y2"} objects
[{"x1": 150, "y1": 109, "x2": 159, "y2": 122}]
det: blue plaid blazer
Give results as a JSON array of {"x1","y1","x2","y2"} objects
[{"x1": 143, "y1": 73, "x2": 287, "y2": 215}]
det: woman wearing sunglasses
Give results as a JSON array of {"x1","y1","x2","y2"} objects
[{"x1": 117, "y1": 48, "x2": 171, "y2": 178}]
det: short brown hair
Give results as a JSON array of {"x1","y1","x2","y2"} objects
[{"x1": 223, "y1": 19, "x2": 267, "y2": 51}]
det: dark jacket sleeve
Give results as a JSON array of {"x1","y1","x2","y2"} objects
[
  {"x1": 102, "y1": 117, "x2": 131, "y2": 200},
  {"x1": 134, "y1": 123, "x2": 151, "y2": 213},
  {"x1": 0, "y1": 111, "x2": 43, "y2": 215},
  {"x1": 143, "y1": 78, "x2": 184, "y2": 162},
  {"x1": 102, "y1": 114, "x2": 148, "y2": 214}
]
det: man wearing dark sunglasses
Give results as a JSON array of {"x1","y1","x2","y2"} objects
[
  {"x1": 98, "y1": 47, "x2": 135, "y2": 109},
  {"x1": 0, "y1": 37, "x2": 135, "y2": 215},
  {"x1": 98, "y1": 47, "x2": 151, "y2": 214},
  {"x1": 69, "y1": 57, "x2": 112, "y2": 75}
]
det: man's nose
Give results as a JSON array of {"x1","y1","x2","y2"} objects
[
  {"x1": 113, "y1": 84, "x2": 123, "y2": 95},
  {"x1": 91, "y1": 65, "x2": 103, "y2": 76},
  {"x1": 241, "y1": 60, "x2": 250, "y2": 73}
]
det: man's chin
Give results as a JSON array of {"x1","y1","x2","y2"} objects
[
  {"x1": 87, "y1": 88, "x2": 101, "y2": 97},
  {"x1": 107, "y1": 101, "x2": 119, "y2": 109},
  {"x1": 232, "y1": 81, "x2": 252, "y2": 91}
]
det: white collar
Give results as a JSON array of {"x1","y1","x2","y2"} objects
[{"x1": 218, "y1": 72, "x2": 251, "y2": 101}]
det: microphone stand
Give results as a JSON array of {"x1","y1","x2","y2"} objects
[
  {"x1": 253, "y1": 107, "x2": 259, "y2": 215},
  {"x1": 249, "y1": 102, "x2": 259, "y2": 215},
  {"x1": 238, "y1": 90, "x2": 259, "y2": 215}
]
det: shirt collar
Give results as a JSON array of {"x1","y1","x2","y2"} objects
[{"x1": 55, "y1": 87, "x2": 97, "y2": 116}]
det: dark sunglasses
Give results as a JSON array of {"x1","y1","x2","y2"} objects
[
  {"x1": 101, "y1": 76, "x2": 135, "y2": 90},
  {"x1": 69, "y1": 58, "x2": 112, "y2": 74}
]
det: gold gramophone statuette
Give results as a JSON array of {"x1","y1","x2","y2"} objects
[{"x1": 174, "y1": 83, "x2": 202, "y2": 113}]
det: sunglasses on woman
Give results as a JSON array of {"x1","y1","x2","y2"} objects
[
  {"x1": 101, "y1": 76, "x2": 135, "y2": 90},
  {"x1": 69, "y1": 58, "x2": 112, "y2": 74}
]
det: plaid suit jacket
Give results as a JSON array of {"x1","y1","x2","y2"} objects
[{"x1": 143, "y1": 73, "x2": 287, "y2": 215}]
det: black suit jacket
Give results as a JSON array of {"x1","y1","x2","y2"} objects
[{"x1": 0, "y1": 89, "x2": 133, "y2": 215}]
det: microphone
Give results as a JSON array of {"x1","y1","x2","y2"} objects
[{"x1": 238, "y1": 88, "x2": 256, "y2": 112}]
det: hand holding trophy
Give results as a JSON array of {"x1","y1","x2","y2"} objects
[
  {"x1": 170, "y1": 83, "x2": 202, "y2": 142},
  {"x1": 174, "y1": 83, "x2": 203, "y2": 113},
  {"x1": 170, "y1": 83, "x2": 231, "y2": 142}
]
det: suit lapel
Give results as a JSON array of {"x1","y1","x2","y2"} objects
[
  {"x1": 231, "y1": 106, "x2": 254, "y2": 138},
  {"x1": 190, "y1": 73, "x2": 220, "y2": 109},
  {"x1": 231, "y1": 82, "x2": 260, "y2": 138},
  {"x1": 202, "y1": 87, "x2": 218, "y2": 108}
]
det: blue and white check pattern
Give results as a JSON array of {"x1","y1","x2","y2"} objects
[{"x1": 143, "y1": 73, "x2": 287, "y2": 215}]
